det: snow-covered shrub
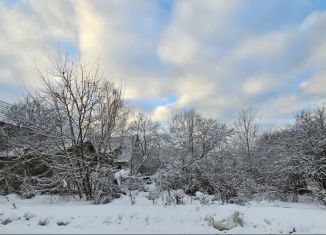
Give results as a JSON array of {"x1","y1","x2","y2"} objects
[
  {"x1": 173, "y1": 189, "x2": 186, "y2": 205},
  {"x1": 264, "y1": 189, "x2": 288, "y2": 202},
  {"x1": 217, "y1": 181, "x2": 238, "y2": 204},
  {"x1": 1, "y1": 218, "x2": 12, "y2": 225},
  {"x1": 154, "y1": 169, "x2": 185, "y2": 192},
  {"x1": 147, "y1": 186, "x2": 160, "y2": 205},
  {"x1": 56, "y1": 220, "x2": 70, "y2": 226},
  {"x1": 0, "y1": 179, "x2": 9, "y2": 196},
  {"x1": 122, "y1": 176, "x2": 144, "y2": 192},
  {"x1": 92, "y1": 167, "x2": 120, "y2": 204},
  {"x1": 199, "y1": 194, "x2": 211, "y2": 205},
  {"x1": 117, "y1": 175, "x2": 144, "y2": 205},
  {"x1": 237, "y1": 177, "x2": 259, "y2": 202},
  {"x1": 143, "y1": 179, "x2": 156, "y2": 192},
  {"x1": 38, "y1": 218, "x2": 49, "y2": 226},
  {"x1": 162, "y1": 189, "x2": 186, "y2": 206},
  {"x1": 310, "y1": 183, "x2": 326, "y2": 206},
  {"x1": 129, "y1": 191, "x2": 136, "y2": 205},
  {"x1": 163, "y1": 192, "x2": 176, "y2": 206},
  {"x1": 20, "y1": 178, "x2": 37, "y2": 199},
  {"x1": 194, "y1": 191, "x2": 211, "y2": 205}
]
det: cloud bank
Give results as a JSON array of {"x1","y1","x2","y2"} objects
[{"x1": 1, "y1": 0, "x2": 326, "y2": 127}]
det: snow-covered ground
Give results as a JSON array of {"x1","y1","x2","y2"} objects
[{"x1": 1, "y1": 193, "x2": 326, "y2": 234}]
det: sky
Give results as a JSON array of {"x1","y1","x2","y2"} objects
[{"x1": 1, "y1": 0, "x2": 326, "y2": 127}]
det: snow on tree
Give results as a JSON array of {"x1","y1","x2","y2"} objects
[
  {"x1": 129, "y1": 112, "x2": 161, "y2": 175},
  {"x1": 0, "y1": 54, "x2": 128, "y2": 201}
]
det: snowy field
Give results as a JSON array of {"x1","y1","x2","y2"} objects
[{"x1": 1, "y1": 193, "x2": 326, "y2": 234}]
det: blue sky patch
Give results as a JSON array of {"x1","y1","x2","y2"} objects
[
  {"x1": 129, "y1": 94, "x2": 176, "y2": 112},
  {"x1": 3, "y1": 0, "x2": 22, "y2": 7}
]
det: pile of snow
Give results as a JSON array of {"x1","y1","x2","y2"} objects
[
  {"x1": 206, "y1": 211, "x2": 244, "y2": 231},
  {"x1": 1, "y1": 193, "x2": 326, "y2": 234}
]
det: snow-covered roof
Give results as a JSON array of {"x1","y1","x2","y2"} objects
[
  {"x1": 0, "y1": 127, "x2": 136, "y2": 162},
  {"x1": 0, "y1": 143, "x2": 61, "y2": 158}
]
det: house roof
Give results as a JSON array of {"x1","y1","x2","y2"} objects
[{"x1": 0, "y1": 115, "x2": 136, "y2": 162}]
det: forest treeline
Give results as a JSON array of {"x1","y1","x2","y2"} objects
[{"x1": 1, "y1": 56, "x2": 326, "y2": 206}]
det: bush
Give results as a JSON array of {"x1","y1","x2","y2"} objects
[
  {"x1": 164, "y1": 193, "x2": 176, "y2": 206},
  {"x1": 92, "y1": 167, "x2": 121, "y2": 204},
  {"x1": 173, "y1": 189, "x2": 186, "y2": 205},
  {"x1": 310, "y1": 184, "x2": 326, "y2": 206},
  {"x1": 1, "y1": 218, "x2": 12, "y2": 225},
  {"x1": 199, "y1": 194, "x2": 211, "y2": 205},
  {"x1": 147, "y1": 187, "x2": 160, "y2": 205},
  {"x1": 56, "y1": 220, "x2": 70, "y2": 226},
  {"x1": 38, "y1": 218, "x2": 49, "y2": 226},
  {"x1": 20, "y1": 178, "x2": 37, "y2": 199}
]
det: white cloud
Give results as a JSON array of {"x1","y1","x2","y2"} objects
[
  {"x1": 1, "y1": 0, "x2": 326, "y2": 127},
  {"x1": 243, "y1": 75, "x2": 283, "y2": 95},
  {"x1": 258, "y1": 94, "x2": 302, "y2": 123},
  {"x1": 75, "y1": 3, "x2": 326, "y2": 125},
  {"x1": 300, "y1": 73, "x2": 326, "y2": 95},
  {"x1": 158, "y1": 33, "x2": 199, "y2": 66},
  {"x1": 232, "y1": 32, "x2": 288, "y2": 60},
  {"x1": 302, "y1": 14, "x2": 326, "y2": 68},
  {"x1": 0, "y1": 0, "x2": 76, "y2": 95},
  {"x1": 157, "y1": 0, "x2": 237, "y2": 66},
  {"x1": 152, "y1": 106, "x2": 172, "y2": 121}
]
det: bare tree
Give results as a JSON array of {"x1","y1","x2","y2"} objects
[
  {"x1": 169, "y1": 109, "x2": 199, "y2": 167},
  {"x1": 235, "y1": 108, "x2": 259, "y2": 170},
  {"x1": 2, "y1": 54, "x2": 128, "y2": 200},
  {"x1": 129, "y1": 112, "x2": 161, "y2": 175},
  {"x1": 160, "y1": 109, "x2": 232, "y2": 194},
  {"x1": 169, "y1": 109, "x2": 231, "y2": 170}
]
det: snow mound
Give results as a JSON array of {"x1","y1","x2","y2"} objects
[{"x1": 207, "y1": 211, "x2": 244, "y2": 231}]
